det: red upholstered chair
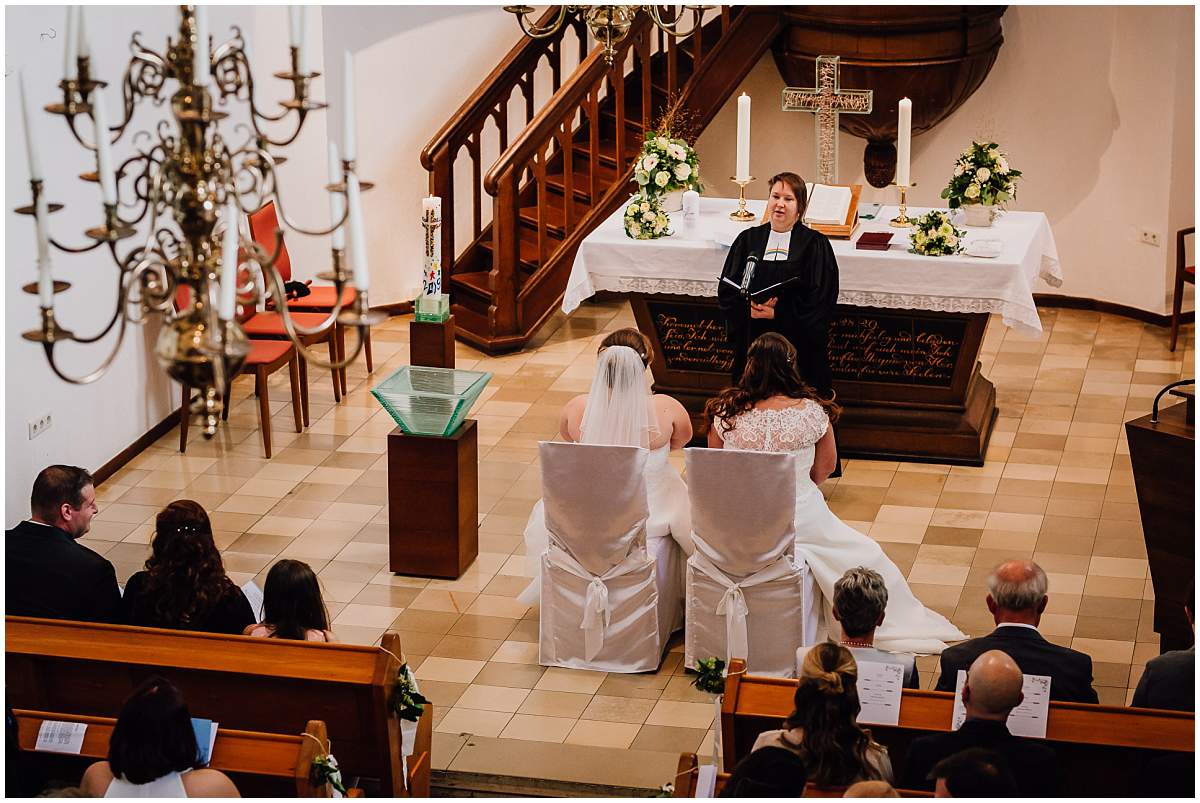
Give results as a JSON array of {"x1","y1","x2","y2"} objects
[
  {"x1": 1169, "y1": 226, "x2": 1194, "y2": 352},
  {"x1": 248, "y1": 200, "x2": 373, "y2": 396},
  {"x1": 239, "y1": 302, "x2": 343, "y2": 423}
]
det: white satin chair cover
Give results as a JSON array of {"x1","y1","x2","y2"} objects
[
  {"x1": 683, "y1": 448, "x2": 822, "y2": 677},
  {"x1": 537, "y1": 442, "x2": 671, "y2": 672}
]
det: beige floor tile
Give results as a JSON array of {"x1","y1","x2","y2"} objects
[
  {"x1": 248, "y1": 515, "x2": 313, "y2": 537},
  {"x1": 517, "y1": 690, "x2": 592, "y2": 718},
  {"x1": 455, "y1": 684, "x2": 531, "y2": 713},
  {"x1": 491, "y1": 640, "x2": 541, "y2": 664},
  {"x1": 465, "y1": 594, "x2": 530, "y2": 619},
  {"x1": 435, "y1": 707, "x2": 512, "y2": 738},
  {"x1": 431, "y1": 635, "x2": 502, "y2": 661},
  {"x1": 645, "y1": 700, "x2": 715, "y2": 730},
  {"x1": 564, "y1": 720, "x2": 641, "y2": 749},
  {"x1": 414, "y1": 657, "x2": 487, "y2": 684},
  {"x1": 499, "y1": 713, "x2": 576, "y2": 743},
  {"x1": 333, "y1": 603, "x2": 405, "y2": 628},
  {"x1": 535, "y1": 667, "x2": 608, "y2": 694},
  {"x1": 1087, "y1": 556, "x2": 1148, "y2": 579},
  {"x1": 907, "y1": 563, "x2": 970, "y2": 587},
  {"x1": 1070, "y1": 637, "x2": 1135, "y2": 664},
  {"x1": 631, "y1": 724, "x2": 707, "y2": 753}
]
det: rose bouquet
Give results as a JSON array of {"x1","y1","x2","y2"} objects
[
  {"x1": 623, "y1": 193, "x2": 672, "y2": 240},
  {"x1": 633, "y1": 133, "x2": 702, "y2": 197},
  {"x1": 940, "y1": 141, "x2": 1021, "y2": 209},
  {"x1": 909, "y1": 210, "x2": 966, "y2": 257}
]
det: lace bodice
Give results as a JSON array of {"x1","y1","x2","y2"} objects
[{"x1": 717, "y1": 400, "x2": 829, "y2": 452}]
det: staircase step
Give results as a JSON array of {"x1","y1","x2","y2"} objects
[
  {"x1": 571, "y1": 137, "x2": 643, "y2": 171},
  {"x1": 478, "y1": 225, "x2": 556, "y2": 274},
  {"x1": 544, "y1": 153, "x2": 626, "y2": 203},
  {"x1": 518, "y1": 194, "x2": 594, "y2": 239},
  {"x1": 449, "y1": 270, "x2": 493, "y2": 301}
]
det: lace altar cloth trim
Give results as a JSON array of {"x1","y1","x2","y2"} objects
[{"x1": 568, "y1": 275, "x2": 1048, "y2": 338}]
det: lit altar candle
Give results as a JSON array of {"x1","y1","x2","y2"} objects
[
  {"x1": 193, "y1": 5, "x2": 209, "y2": 86},
  {"x1": 735, "y1": 93, "x2": 751, "y2": 182},
  {"x1": 63, "y1": 6, "x2": 78, "y2": 81},
  {"x1": 346, "y1": 174, "x2": 370, "y2": 292},
  {"x1": 422, "y1": 196, "x2": 442, "y2": 295},
  {"x1": 19, "y1": 71, "x2": 43, "y2": 182},
  {"x1": 92, "y1": 91, "x2": 117, "y2": 205},
  {"x1": 896, "y1": 97, "x2": 912, "y2": 187},
  {"x1": 219, "y1": 199, "x2": 239, "y2": 321},
  {"x1": 328, "y1": 142, "x2": 345, "y2": 250},
  {"x1": 342, "y1": 51, "x2": 357, "y2": 162}
]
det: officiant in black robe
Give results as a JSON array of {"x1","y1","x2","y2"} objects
[{"x1": 717, "y1": 172, "x2": 840, "y2": 395}]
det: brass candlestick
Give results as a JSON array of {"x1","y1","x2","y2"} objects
[
  {"x1": 890, "y1": 181, "x2": 916, "y2": 228},
  {"x1": 729, "y1": 176, "x2": 756, "y2": 221}
]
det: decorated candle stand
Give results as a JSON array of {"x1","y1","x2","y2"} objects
[{"x1": 409, "y1": 196, "x2": 455, "y2": 368}]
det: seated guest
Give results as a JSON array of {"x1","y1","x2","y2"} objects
[
  {"x1": 929, "y1": 748, "x2": 1018, "y2": 797},
  {"x1": 1132, "y1": 584, "x2": 1194, "y2": 712},
  {"x1": 844, "y1": 780, "x2": 900, "y2": 797},
  {"x1": 753, "y1": 642, "x2": 894, "y2": 785},
  {"x1": 80, "y1": 676, "x2": 239, "y2": 797},
  {"x1": 244, "y1": 559, "x2": 336, "y2": 642},
  {"x1": 121, "y1": 500, "x2": 255, "y2": 635},
  {"x1": 935, "y1": 559, "x2": 1098, "y2": 703},
  {"x1": 5, "y1": 465, "x2": 120, "y2": 623},
  {"x1": 799, "y1": 567, "x2": 920, "y2": 689},
  {"x1": 902, "y1": 650, "x2": 1057, "y2": 796},
  {"x1": 720, "y1": 746, "x2": 807, "y2": 798}
]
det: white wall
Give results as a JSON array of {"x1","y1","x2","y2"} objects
[
  {"x1": 4, "y1": 5, "x2": 291, "y2": 524},
  {"x1": 694, "y1": 5, "x2": 1195, "y2": 315}
]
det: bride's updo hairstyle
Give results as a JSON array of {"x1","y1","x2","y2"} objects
[
  {"x1": 599, "y1": 328, "x2": 652, "y2": 367},
  {"x1": 705, "y1": 332, "x2": 840, "y2": 432},
  {"x1": 784, "y1": 642, "x2": 882, "y2": 786}
]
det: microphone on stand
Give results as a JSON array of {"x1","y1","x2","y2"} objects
[{"x1": 739, "y1": 254, "x2": 758, "y2": 299}]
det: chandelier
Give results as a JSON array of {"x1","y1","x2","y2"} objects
[
  {"x1": 14, "y1": 5, "x2": 381, "y2": 437},
  {"x1": 501, "y1": 5, "x2": 713, "y2": 65}
]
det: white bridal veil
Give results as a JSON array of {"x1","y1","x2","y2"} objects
[{"x1": 578, "y1": 345, "x2": 657, "y2": 448}]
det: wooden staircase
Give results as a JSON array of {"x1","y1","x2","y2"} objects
[{"x1": 421, "y1": 7, "x2": 783, "y2": 353}]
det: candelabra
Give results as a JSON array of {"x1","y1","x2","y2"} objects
[
  {"x1": 502, "y1": 5, "x2": 713, "y2": 65},
  {"x1": 16, "y1": 5, "x2": 382, "y2": 437},
  {"x1": 890, "y1": 182, "x2": 915, "y2": 228},
  {"x1": 729, "y1": 176, "x2": 756, "y2": 222}
]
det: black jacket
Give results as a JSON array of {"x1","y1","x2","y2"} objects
[
  {"x1": 934, "y1": 625, "x2": 1098, "y2": 704},
  {"x1": 1132, "y1": 646, "x2": 1194, "y2": 712},
  {"x1": 4, "y1": 520, "x2": 121, "y2": 623},
  {"x1": 120, "y1": 570, "x2": 256, "y2": 636},
  {"x1": 900, "y1": 718, "x2": 1059, "y2": 796}
]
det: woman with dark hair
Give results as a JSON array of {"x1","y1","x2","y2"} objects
[
  {"x1": 706, "y1": 334, "x2": 964, "y2": 654},
  {"x1": 120, "y1": 500, "x2": 255, "y2": 635},
  {"x1": 518, "y1": 327, "x2": 693, "y2": 606},
  {"x1": 717, "y1": 171, "x2": 839, "y2": 391},
  {"x1": 245, "y1": 559, "x2": 335, "y2": 642},
  {"x1": 720, "y1": 745, "x2": 808, "y2": 797},
  {"x1": 752, "y1": 642, "x2": 891, "y2": 786},
  {"x1": 80, "y1": 676, "x2": 239, "y2": 797}
]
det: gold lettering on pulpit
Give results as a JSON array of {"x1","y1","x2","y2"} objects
[
  {"x1": 646, "y1": 302, "x2": 736, "y2": 374},
  {"x1": 829, "y1": 313, "x2": 964, "y2": 387}
]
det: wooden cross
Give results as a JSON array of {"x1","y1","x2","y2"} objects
[{"x1": 782, "y1": 55, "x2": 873, "y2": 185}]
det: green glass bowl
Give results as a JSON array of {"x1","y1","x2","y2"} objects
[{"x1": 370, "y1": 365, "x2": 492, "y2": 437}]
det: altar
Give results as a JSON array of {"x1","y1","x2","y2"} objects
[{"x1": 564, "y1": 197, "x2": 1062, "y2": 464}]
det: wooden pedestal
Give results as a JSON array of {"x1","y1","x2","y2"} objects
[
  {"x1": 387, "y1": 419, "x2": 478, "y2": 579},
  {"x1": 630, "y1": 294, "x2": 996, "y2": 465},
  {"x1": 1125, "y1": 395, "x2": 1195, "y2": 652},
  {"x1": 409, "y1": 315, "x2": 456, "y2": 368}
]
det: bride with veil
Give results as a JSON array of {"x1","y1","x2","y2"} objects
[{"x1": 518, "y1": 329, "x2": 693, "y2": 613}]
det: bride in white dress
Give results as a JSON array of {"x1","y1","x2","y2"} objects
[
  {"x1": 706, "y1": 333, "x2": 966, "y2": 654},
  {"x1": 519, "y1": 329, "x2": 694, "y2": 608}
]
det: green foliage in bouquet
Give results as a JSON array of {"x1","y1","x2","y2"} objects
[
  {"x1": 910, "y1": 210, "x2": 966, "y2": 257},
  {"x1": 624, "y1": 194, "x2": 672, "y2": 240},
  {"x1": 389, "y1": 663, "x2": 429, "y2": 722},
  {"x1": 940, "y1": 141, "x2": 1022, "y2": 209},
  {"x1": 692, "y1": 656, "x2": 728, "y2": 695},
  {"x1": 633, "y1": 94, "x2": 703, "y2": 197}
]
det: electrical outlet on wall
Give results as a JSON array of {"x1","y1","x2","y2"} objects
[
  {"x1": 28, "y1": 413, "x2": 52, "y2": 440},
  {"x1": 1137, "y1": 227, "x2": 1162, "y2": 247}
]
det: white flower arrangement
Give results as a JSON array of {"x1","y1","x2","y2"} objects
[
  {"x1": 909, "y1": 210, "x2": 966, "y2": 257},
  {"x1": 940, "y1": 140, "x2": 1021, "y2": 208},
  {"x1": 633, "y1": 128, "x2": 701, "y2": 199},
  {"x1": 623, "y1": 193, "x2": 671, "y2": 240}
]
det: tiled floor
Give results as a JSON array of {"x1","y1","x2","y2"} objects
[{"x1": 88, "y1": 301, "x2": 1193, "y2": 789}]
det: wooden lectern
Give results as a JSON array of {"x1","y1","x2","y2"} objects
[
  {"x1": 386, "y1": 419, "x2": 478, "y2": 579},
  {"x1": 1125, "y1": 386, "x2": 1194, "y2": 652}
]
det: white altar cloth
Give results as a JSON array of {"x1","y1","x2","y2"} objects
[{"x1": 563, "y1": 197, "x2": 1063, "y2": 337}]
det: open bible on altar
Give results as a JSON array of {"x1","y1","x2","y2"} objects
[{"x1": 799, "y1": 183, "x2": 862, "y2": 239}]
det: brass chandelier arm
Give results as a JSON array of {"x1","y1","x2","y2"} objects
[
  {"x1": 644, "y1": 5, "x2": 713, "y2": 38},
  {"x1": 259, "y1": 156, "x2": 352, "y2": 238},
  {"x1": 504, "y1": 5, "x2": 573, "y2": 38},
  {"x1": 39, "y1": 272, "x2": 137, "y2": 385}
]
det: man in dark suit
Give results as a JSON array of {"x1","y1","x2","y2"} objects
[
  {"x1": 1132, "y1": 586, "x2": 1194, "y2": 712},
  {"x1": 5, "y1": 465, "x2": 120, "y2": 623},
  {"x1": 903, "y1": 650, "x2": 1058, "y2": 796},
  {"x1": 935, "y1": 559, "x2": 1098, "y2": 703}
]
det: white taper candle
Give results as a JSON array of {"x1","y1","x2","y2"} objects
[
  {"x1": 19, "y1": 71, "x2": 43, "y2": 182},
  {"x1": 35, "y1": 193, "x2": 53, "y2": 307},
  {"x1": 735, "y1": 93, "x2": 751, "y2": 182},
  {"x1": 193, "y1": 5, "x2": 209, "y2": 87},
  {"x1": 77, "y1": 6, "x2": 90, "y2": 59},
  {"x1": 295, "y1": 6, "x2": 307, "y2": 74},
  {"x1": 328, "y1": 142, "x2": 345, "y2": 250},
  {"x1": 63, "y1": 7, "x2": 78, "y2": 81},
  {"x1": 342, "y1": 51, "x2": 356, "y2": 162},
  {"x1": 896, "y1": 97, "x2": 912, "y2": 187},
  {"x1": 219, "y1": 199, "x2": 239, "y2": 321},
  {"x1": 92, "y1": 91, "x2": 117, "y2": 205},
  {"x1": 346, "y1": 173, "x2": 370, "y2": 292},
  {"x1": 288, "y1": 6, "x2": 301, "y2": 47}
]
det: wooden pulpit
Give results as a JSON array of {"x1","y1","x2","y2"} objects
[{"x1": 1125, "y1": 386, "x2": 1195, "y2": 652}]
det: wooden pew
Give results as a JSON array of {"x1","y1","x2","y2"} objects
[
  {"x1": 671, "y1": 752, "x2": 932, "y2": 797},
  {"x1": 15, "y1": 711, "x2": 358, "y2": 796},
  {"x1": 5, "y1": 617, "x2": 432, "y2": 797},
  {"x1": 720, "y1": 659, "x2": 1195, "y2": 797}
]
